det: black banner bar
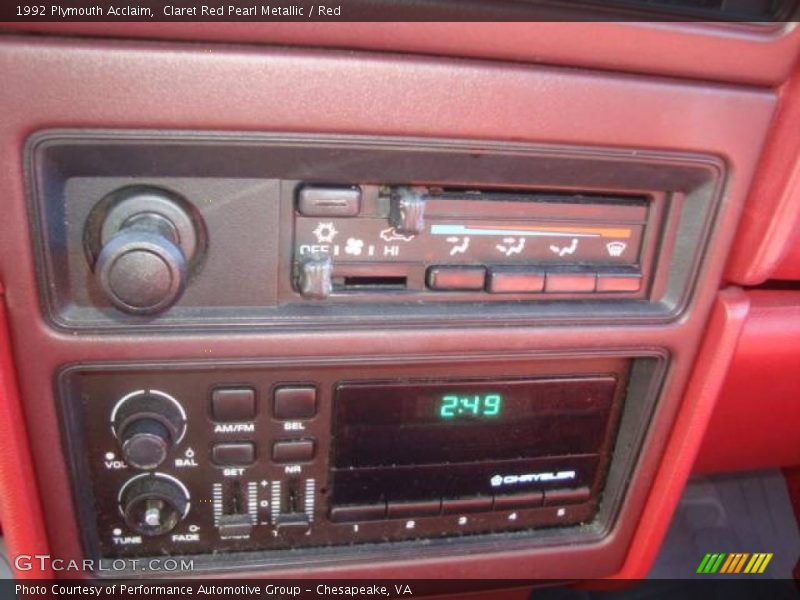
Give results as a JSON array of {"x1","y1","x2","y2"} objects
[{"x1": 1, "y1": 0, "x2": 798, "y2": 23}]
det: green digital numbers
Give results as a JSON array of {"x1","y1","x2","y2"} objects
[
  {"x1": 437, "y1": 393, "x2": 503, "y2": 419},
  {"x1": 483, "y1": 394, "x2": 502, "y2": 416},
  {"x1": 440, "y1": 395, "x2": 460, "y2": 418}
]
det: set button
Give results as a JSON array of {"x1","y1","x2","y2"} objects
[{"x1": 211, "y1": 442, "x2": 255, "y2": 466}]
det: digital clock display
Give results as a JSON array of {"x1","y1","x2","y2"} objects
[
  {"x1": 438, "y1": 393, "x2": 502, "y2": 418},
  {"x1": 334, "y1": 377, "x2": 618, "y2": 470}
]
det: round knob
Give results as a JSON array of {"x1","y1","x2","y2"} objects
[
  {"x1": 112, "y1": 391, "x2": 186, "y2": 470},
  {"x1": 96, "y1": 229, "x2": 187, "y2": 315},
  {"x1": 120, "y1": 419, "x2": 171, "y2": 471},
  {"x1": 120, "y1": 474, "x2": 189, "y2": 536},
  {"x1": 87, "y1": 187, "x2": 201, "y2": 316}
]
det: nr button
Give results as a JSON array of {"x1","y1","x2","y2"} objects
[{"x1": 272, "y1": 439, "x2": 316, "y2": 463}]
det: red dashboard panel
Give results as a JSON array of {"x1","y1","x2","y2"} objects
[
  {"x1": 0, "y1": 21, "x2": 798, "y2": 582},
  {"x1": 694, "y1": 291, "x2": 800, "y2": 474},
  {"x1": 3, "y1": 22, "x2": 800, "y2": 86},
  {"x1": 0, "y1": 286, "x2": 51, "y2": 579}
]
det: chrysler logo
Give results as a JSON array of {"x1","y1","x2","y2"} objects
[{"x1": 490, "y1": 470, "x2": 577, "y2": 487}]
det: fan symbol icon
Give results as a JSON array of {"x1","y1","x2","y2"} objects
[{"x1": 345, "y1": 238, "x2": 364, "y2": 256}]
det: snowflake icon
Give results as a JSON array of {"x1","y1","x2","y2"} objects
[{"x1": 312, "y1": 222, "x2": 338, "y2": 244}]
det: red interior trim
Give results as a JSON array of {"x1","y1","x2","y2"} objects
[
  {"x1": 612, "y1": 288, "x2": 750, "y2": 578},
  {"x1": 694, "y1": 291, "x2": 800, "y2": 474},
  {"x1": 0, "y1": 284, "x2": 52, "y2": 578}
]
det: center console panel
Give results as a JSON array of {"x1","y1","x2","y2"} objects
[{"x1": 21, "y1": 129, "x2": 725, "y2": 575}]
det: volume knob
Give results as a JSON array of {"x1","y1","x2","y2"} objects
[{"x1": 112, "y1": 391, "x2": 186, "y2": 470}]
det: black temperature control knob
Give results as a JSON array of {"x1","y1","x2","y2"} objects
[
  {"x1": 120, "y1": 474, "x2": 190, "y2": 537},
  {"x1": 87, "y1": 186, "x2": 202, "y2": 315},
  {"x1": 112, "y1": 391, "x2": 186, "y2": 470}
]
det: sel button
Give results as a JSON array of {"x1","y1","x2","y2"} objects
[{"x1": 274, "y1": 386, "x2": 317, "y2": 420}]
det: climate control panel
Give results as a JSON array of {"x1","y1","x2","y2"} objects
[
  {"x1": 27, "y1": 131, "x2": 722, "y2": 331},
  {"x1": 293, "y1": 186, "x2": 652, "y2": 299},
  {"x1": 58, "y1": 357, "x2": 636, "y2": 567}
]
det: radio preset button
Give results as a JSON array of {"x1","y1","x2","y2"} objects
[
  {"x1": 272, "y1": 439, "x2": 315, "y2": 463},
  {"x1": 441, "y1": 496, "x2": 493, "y2": 514},
  {"x1": 211, "y1": 388, "x2": 256, "y2": 422},
  {"x1": 493, "y1": 491, "x2": 544, "y2": 510},
  {"x1": 329, "y1": 503, "x2": 387, "y2": 522},
  {"x1": 274, "y1": 386, "x2": 317, "y2": 420},
  {"x1": 543, "y1": 487, "x2": 591, "y2": 506},
  {"x1": 427, "y1": 266, "x2": 486, "y2": 291},
  {"x1": 387, "y1": 499, "x2": 441, "y2": 519},
  {"x1": 212, "y1": 442, "x2": 256, "y2": 466}
]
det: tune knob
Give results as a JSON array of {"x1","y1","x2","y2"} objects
[
  {"x1": 120, "y1": 474, "x2": 190, "y2": 536},
  {"x1": 112, "y1": 390, "x2": 186, "y2": 470},
  {"x1": 87, "y1": 186, "x2": 202, "y2": 315}
]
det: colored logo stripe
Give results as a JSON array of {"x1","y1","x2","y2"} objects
[{"x1": 697, "y1": 553, "x2": 773, "y2": 574}]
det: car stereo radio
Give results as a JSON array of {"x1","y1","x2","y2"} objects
[{"x1": 59, "y1": 357, "x2": 635, "y2": 566}]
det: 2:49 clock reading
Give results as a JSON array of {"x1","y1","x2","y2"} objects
[{"x1": 439, "y1": 393, "x2": 503, "y2": 419}]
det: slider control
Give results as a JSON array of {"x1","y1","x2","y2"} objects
[
  {"x1": 389, "y1": 187, "x2": 427, "y2": 235},
  {"x1": 276, "y1": 481, "x2": 311, "y2": 534},
  {"x1": 296, "y1": 254, "x2": 333, "y2": 299},
  {"x1": 217, "y1": 480, "x2": 253, "y2": 539}
]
